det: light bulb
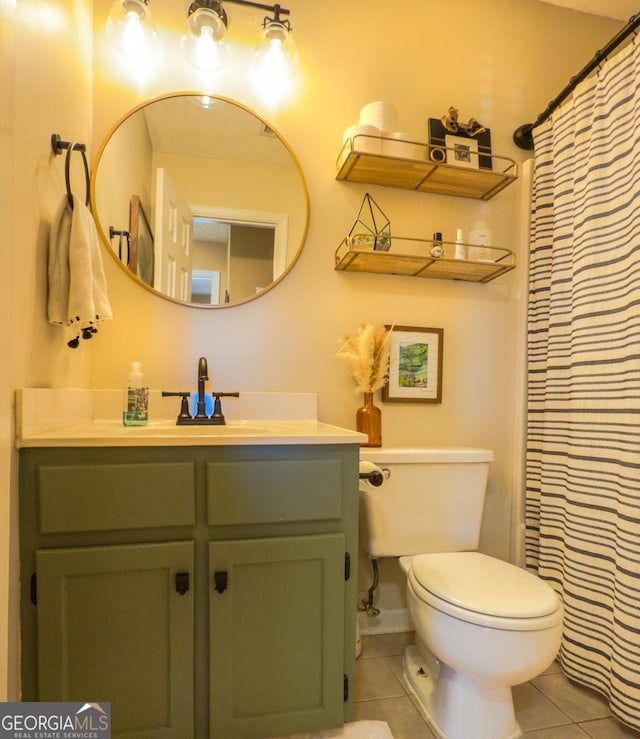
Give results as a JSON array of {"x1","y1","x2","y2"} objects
[
  {"x1": 183, "y1": 2, "x2": 229, "y2": 73},
  {"x1": 105, "y1": 0, "x2": 158, "y2": 60},
  {"x1": 183, "y1": 25, "x2": 229, "y2": 72},
  {"x1": 253, "y1": 20, "x2": 299, "y2": 101}
]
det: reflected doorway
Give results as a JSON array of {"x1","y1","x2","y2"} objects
[{"x1": 191, "y1": 217, "x2": 276, "y2": 304}]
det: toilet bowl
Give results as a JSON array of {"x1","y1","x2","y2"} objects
[
  {"x1": 401, "y1": 552, "x2": 563, "y2": 739},
  {"x1": 358, "y1": 448, "x2": 564, "y2": 739}
]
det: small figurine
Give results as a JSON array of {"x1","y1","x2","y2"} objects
[{"x1": 441, "y1": 106, "x2": 487, "y2": 137}]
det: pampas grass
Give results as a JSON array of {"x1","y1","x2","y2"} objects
[{"x1": 336, "y1": 324, "x2": 392, "y2": 393}]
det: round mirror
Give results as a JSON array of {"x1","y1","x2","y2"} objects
[{"x1": 90, "y1": 93, "x2": 309, "y2": 307}]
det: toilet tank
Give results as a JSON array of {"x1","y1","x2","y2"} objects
[{"x1": 359, "y1": 448, "x2": 494, "y2": 558}]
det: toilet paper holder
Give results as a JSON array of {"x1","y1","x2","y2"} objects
[{"x1": 358, "y1": 468, "x2": 390, "y2": 487}]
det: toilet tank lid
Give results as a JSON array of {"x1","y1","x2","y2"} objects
[
  {"x1": 411, "y1": 552, "x2": 561, "y2": 619},
  {"x1": 359, "y1": 447, "x2": 494, "y2": 464}
]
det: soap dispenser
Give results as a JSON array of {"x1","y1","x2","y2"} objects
[{"x1": 123, "y1": 361, "x2": 149, "y2": 426}]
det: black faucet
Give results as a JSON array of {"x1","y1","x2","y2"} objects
[
  {"x1": 196, "y1": 356, "x2": 209, "y2": 419},
  {"x1": 162, "y1": 356, "x2": 239, "y2": 425}
]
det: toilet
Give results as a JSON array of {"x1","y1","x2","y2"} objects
[{"x1": 359, "y1": 448, "x2": 563, "y2": 739}]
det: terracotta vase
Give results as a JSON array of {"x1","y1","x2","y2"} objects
[{"x1": 356, "y1": 392, "x2": 382, "y2": 447}]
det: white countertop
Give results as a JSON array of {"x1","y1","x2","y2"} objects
[
  {"x1": 15, "y1": 389, "x2": 367, "y2": 448},
  {"x1": 16, "y1": 419, "x2": 365, "y2": 447}
]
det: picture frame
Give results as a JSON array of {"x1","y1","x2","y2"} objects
[
  {"x1": 382, "y1": 325, "x2": 443, "y2": 403},
  {"x1": 428, "y1": 118, "x2": 492, "y2": 170},
  {"x1": 445, "y1": 133, "x2": 479, "y2": 169},
  {"x1": 129, "y1": 195, "x2": 155, "y2": 287}
]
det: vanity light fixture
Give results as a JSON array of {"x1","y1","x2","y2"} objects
[
  {"x1": 105, "y1": 0, "x2": 299, "y2": 94},
  {"x1": 105, "y1": 0, "x2": 159, "y2": 60},
  {"x1": 183, "y1": 0, "x2": 298, "y2": 87}
]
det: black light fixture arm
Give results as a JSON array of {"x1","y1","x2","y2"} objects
[
  {"x1": 224, "y1": 0, "x2": 290, "y2": 17},
  {"x1": 513, "y1": 11, "x2": 640, "y2": 150},
  {"x1": 186, "y1": 0, "x2": 290, "y2": 32}
]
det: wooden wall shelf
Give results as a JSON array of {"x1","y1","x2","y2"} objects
[
  {"x1": 336, "y1": 135, "x2": 518, "y2": 200},
  {"x1": 335, "y1": 236, "x2": 516, "y2": 284}
]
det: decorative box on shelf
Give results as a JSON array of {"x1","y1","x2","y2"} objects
[
  {"x1": 334, "y1": 235, "x2": 516, "y2": 284},
  {"x1": 335, "y1": 134, "x2": 518, "y2": 201}
]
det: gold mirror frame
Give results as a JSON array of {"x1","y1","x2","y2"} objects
[{"x1": 90, "y1": 92, "x2": 310, "y2": 308}]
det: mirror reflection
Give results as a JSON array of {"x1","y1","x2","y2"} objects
[{"x1": 91, "y1": 93, "x2": 309, "y2": 307}]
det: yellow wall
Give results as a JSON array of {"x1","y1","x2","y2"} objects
[
  {"x1": 95, "y1": 105, "x2": 153, "y2": 253},
  {"x1": 3, "y1": 0, "x2": 95, "y2": 698},
  {"x1": 2, "y1": 0, "x2": 622, "y2": 694},
  {"x1": 0, "y1": 0, "x2": 17, "y2": 700},
  {"x1": 88, "y1": 0, "x2": 621, "y2": 612}
]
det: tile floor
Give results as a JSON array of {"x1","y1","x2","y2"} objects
[{"x1": 353, "y1": 632, "x2": 640, "y2": 739}]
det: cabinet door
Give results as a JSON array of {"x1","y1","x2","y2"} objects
[
  {"x1": 209, "y1": 534, "x2": 345, "y2": 739},
  {"x1": 36, "y1": 541, "x2": 194, "y2": 739}
]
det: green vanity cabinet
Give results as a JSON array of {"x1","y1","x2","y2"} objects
[
  {"x1": 209, "y1": 534, "x2": 345, "y2": 738},
  {"x1": 19, "y1": 443, "x2": 359, "y2": 739},
  {"x1": 36, "y1": 541, "x2": 195, "y2": 739}
]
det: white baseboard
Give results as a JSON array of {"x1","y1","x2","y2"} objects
[{"x1": 357, "y1": 608, "x2": 412, "y2": 635}]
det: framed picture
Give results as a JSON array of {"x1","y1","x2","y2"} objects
[
  {"x1": 428, "y1": 118, "x2": 492, "y2": 170},
  {"x1": 445, "y1": 133, "x2": 479, "y2": 169},
  {"x1": 129, "y1": 195, "x2": 155, "y2": 287},
  {"x1": 382, "y1": 325, "x2": 443, "y2": 403}
]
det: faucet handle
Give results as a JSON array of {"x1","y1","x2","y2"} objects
[
  {"x1": 210, "y1": 391, "x2": 240, "y2": 424},
  {"x1": 162, "y1": 391, "x2": 192, "y2": 422}
]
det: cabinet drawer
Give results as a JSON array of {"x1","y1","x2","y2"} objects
[
  {"x1": 38, "y1": 463, "x2": 196, "y2": 533},
  {"x1": 207, "y1": 458, "x2": 343, "y2": 525}
]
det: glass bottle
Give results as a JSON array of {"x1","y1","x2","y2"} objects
[{"x1": 356, "y1": 392, "x2": 382, "y2": 447}]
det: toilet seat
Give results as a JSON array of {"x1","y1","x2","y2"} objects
[{"x1": 407, "y1": 552, "x2": 563, "y2": 631}]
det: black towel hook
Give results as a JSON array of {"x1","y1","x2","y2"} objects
[
  {"x1": 109, "y1": 226, "x2": 131, "y2": 266},
  {"x1": 51, "y1": 133, "x2": 90, "y2": 210}
]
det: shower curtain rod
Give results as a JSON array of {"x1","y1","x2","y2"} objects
[{"x1": 513, "y1": 11, "x2": 640, "y2": 150}]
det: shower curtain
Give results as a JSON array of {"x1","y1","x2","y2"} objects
[{"x1": 525, "y1": 38, "x2": 640, "y2": 729}]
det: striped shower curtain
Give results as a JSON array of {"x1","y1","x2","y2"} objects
[{"x1": 525, "y1": 39, "x2": 640, "y2": 729}]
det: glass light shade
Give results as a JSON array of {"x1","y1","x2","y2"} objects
[
  {"x1": 105, "y1": 0, "x2": 158, "y2": 60},
  {"x1": 187, "y1": 4, "x2": 226, "y2": 40},
  {"x1": 253, "y1": 20, "x2": 299, "y2": 99},
  {"x1": 182, "y1": 7, "x2": 229, "y2": 72}
]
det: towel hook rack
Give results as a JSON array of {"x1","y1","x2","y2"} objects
[
  {"x1": 51, "y1": 133, "x2": 90, "y2": 210},
  {"x1": 109, "y1": 226, "x2": 131, "y2": 266}
]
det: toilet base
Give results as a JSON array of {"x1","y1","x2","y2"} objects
[{"x1": 403, "y1": 645, "x2": 522, "y2": 739}]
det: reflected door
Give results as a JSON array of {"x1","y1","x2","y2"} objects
[{"x1": 154, "y1": 168, "x2": 194, "y2": 300}]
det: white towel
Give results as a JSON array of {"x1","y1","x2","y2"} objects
[{"x1": 48, "y1": 194, "x2": 112, "y2": 343}]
